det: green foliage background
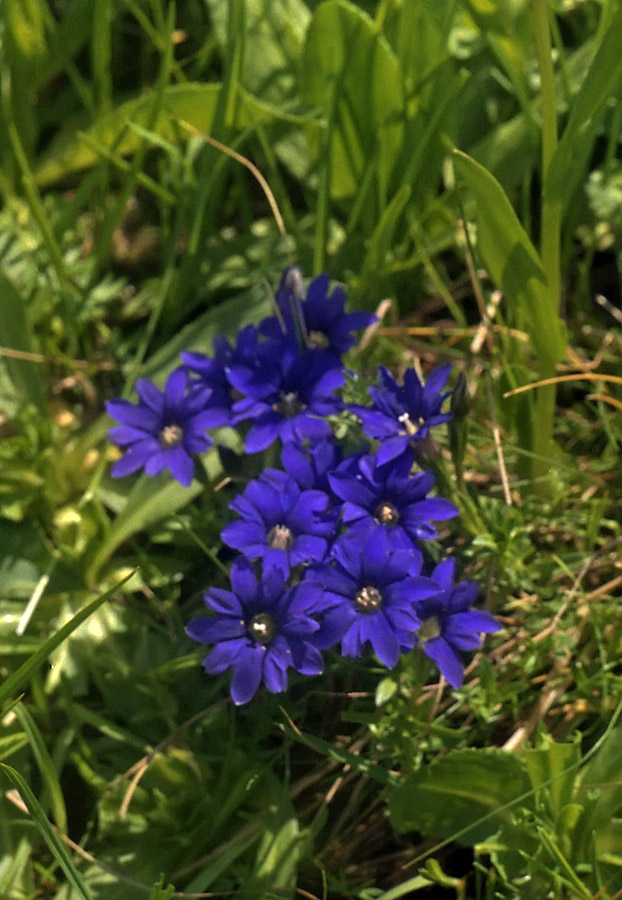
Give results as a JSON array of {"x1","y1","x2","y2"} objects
[{"x1": 2, "y1": 1, "x2": 622, "y2": 898}]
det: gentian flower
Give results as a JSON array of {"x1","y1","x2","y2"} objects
[
  {"x1": 106, "y1": 369, "x2": 222, "y2": 487},
  {"x1": 228, "y1": 338, "x2": 344, "y2": 453},
  {"x1": 351, "y1": 364, "x2": 453, "y2": 465},
  {"x1": 328, "y1": 452, "x2": 459, "y2": 548},
  {"x1": 279, "y1": 440, "x2": 345, "y2": 494},
  {"x1": 415, "y1": 558, "x2": 501, "y2": 688},
  {"x1": 261, "y1": 269, "x2": 376, "y2": 357},
  {"x1": 221, "y1": 470, "x2": 338, "y2": 576},
  {"x1": 187, "y1": 557, "x2": 324, "y2": 704},
  {"x1": 307, "y1": 531, "x2": 438, "y2": 668},
  {"x1": 180, "y1": 324, "x2": 261, "y2": 420}
]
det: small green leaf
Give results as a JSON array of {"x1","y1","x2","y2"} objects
[
  {"x1": 375, "y1": 676, "x2": 397, "y2": 707},
  {"x1": 147, "y1": 876, "x2": 175, "y2": 900}
]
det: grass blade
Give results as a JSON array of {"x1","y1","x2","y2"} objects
[
  {"x1": 0, "y1": 572, "x2": 135, "y2": 708},
  {"x1": 1, "y1": 764, "x2": 91, "y2": 900}
]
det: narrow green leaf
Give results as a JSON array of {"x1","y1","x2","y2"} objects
[
  {"x1": 285, "y1": 727, "x2": 394, "y2": 786},
  {"x1": 453, "y1": 149, "x2": 566, "y2": 368},
  {"x1": 362, "y1": 184, "x2": 411, "y2": 280},
  {"x1": 0, "y1": 572, "x2": 134, "y2": 708},
  {"x1": 546, "y1": 5, "x2": 622, "y2": 212},
  {"x1": 14, "y1": 704, "x2": 68, "y2": 833},
  {"x1": 523, "y1": 736, "x2": 581, "y2": 822},
  {"x1": 0, "y1": 732, "x2": 29, "y2": 762},
  {"x1": 0, "y1": 764, "x2": 92, "y2": 900}
]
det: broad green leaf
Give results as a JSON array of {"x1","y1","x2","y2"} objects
[
  {"x1": 205, "y1": 0, "x2": 311, "y2": 104},
  {"x1": 453, "y1": 149, "x2": 566, "y2": 368},
  {"x1": 574, "y1": 725, "x2": 622, "y2": 860},
  {"x1": 546, "y1": 4, "x2": 622, "y2": 213},
  {"x1": 89, "y1": 474, "x2": 202, "y2": 582},
  {"x1": 0, "y1": 764, "x2": 91, "y2": 900},
  {"x1": 0, "y1": 522, "x2": 50, "y2": 600},
  {"x1": 0, "y1": 572, "x2": 132, "y2": 707},
  {"x1": 0, "y1": 276, "x2": 46, "y2": 416},
  {"x1": 303, "y1": 0, "x2": 405, "y2": 200},
  {"x1": 388, "y1": 748, "x2": 531, "y2": 845},
  {"x1": 35, "y1": 83, "x2": 221, "y2": 186}
]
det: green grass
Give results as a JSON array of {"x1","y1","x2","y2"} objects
[{"x1": 2, "y1": 0, "x2": 622, "y2": 897}]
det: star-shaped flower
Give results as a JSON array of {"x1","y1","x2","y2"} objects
[
  {"x1": 221, "y1": 470, "x2": 338, "y2": 576},
  {"x1": 351, "y1": 364, "x2": 453, "y2": 465},
  {"x1": 106, "y1": 369, "x2": 222, "y2": 486},
  {"x1": 328, "y1": 452, "x2": 459, "y2": 548},
  {"x1": 261, "y1": 269, "x2": 376, "y2": 357},
  {"x1": 228, "y1": 338, "x2": 344, "y2": 453},
  {"x1": 307, "y1": 530, "x2": 438, "y2": 668},
  {"x1": 415, "y1": 558, "x2": 501, "y2": 688},
  {"x1": 187, "y1": 557, "x2": 324, "y2": 704}
]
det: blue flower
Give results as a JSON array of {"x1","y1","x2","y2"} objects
[
  {"x1": 278, "y1": 439, "x2": 345, "y2": 495},
  {"x1": 180, "y1": 324, "x2": 261, "y2": 420},
  {"x1": 187, "y1": 557, "x2": 324, "y2": 704},
  {"x1": 415, "y1": 558, "x2": 501, "y2": 688},
  {"x1": 228, "y1": 339, "x2": 344, "y2": 453},
  {"x1": 352, "y1": 364, "x2": 453, "y2": 465},
  {"x1": 307, "y1": 531, "x2": 438, "y2": 668},
  {"x1": 261, "y1": 269, "x2": 376, "y2": 357},
  {"x1": 220, "y1": 470, "x2": 338, "y2": 576},
  {"x1": 328, "y1": 452, "x2": 459, "y2": 548},
  {"x1": 106, "y1": 369, "x2": 222, "y2": 487}
]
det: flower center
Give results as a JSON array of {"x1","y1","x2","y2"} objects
[
  {"x1": 307, "y1": 330, "x2": 330, "y2": 350},
  {"x1": 418, "y1": 616, "x2": 441, "y2": 643},
  {"x1": 273, "y1": 390, "x2": 306, "y2": 418},
  {"x1": 267, "y1": 524, "x2": 294, "y2": 550},
  {"x1": 374, "y1": 500, "x2": 399, "y2": 526},
  {"x1": 354, "y1": 585, "x2": 383, "y2": 613},
  {"x1": 248, "y1": 612, "x2": 276, "y2": 644},
  {"x1": 159, "y1": 424, "x2": 184, "y2": 447},
  {"x1": 398, "y1": 412, "x2": 425, "y2": 436}
]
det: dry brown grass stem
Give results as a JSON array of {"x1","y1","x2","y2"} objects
[
  {"x1": 177, "y1": 119, "x2": 287, "y2": 239},
  {"x1": 504, "y1": 371, "x2": 622, "y2": 397},
  {"x1": 485, "y1": 374, "x2": 512, "y2": 506}
]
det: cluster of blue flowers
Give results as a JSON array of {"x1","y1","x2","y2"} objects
[{"x1": 107, "y1": 269, "x2": 500, "y2": 705}]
